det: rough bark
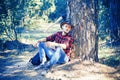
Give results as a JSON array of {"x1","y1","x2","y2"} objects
[{"x1": 67, "y1": 0, "x2": 99, "y2": 62}]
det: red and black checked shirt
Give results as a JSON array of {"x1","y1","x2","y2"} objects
[{"x1": 46, "y1": 31, "x2": 74, "y2": 57}]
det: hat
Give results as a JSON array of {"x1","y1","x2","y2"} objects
[{"x1": 60, "y1": 21, "x2": 74, "y2": 29}]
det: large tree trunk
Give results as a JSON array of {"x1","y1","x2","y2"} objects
[
  {"x1": 67, "y1": 0, "x2": 99, "y2": 62},
  {"x1": 110, "y1": 0, "x2": 120, "y2": 43}
]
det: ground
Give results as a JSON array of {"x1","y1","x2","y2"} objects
[
  {"x1": 0, "y1": 48, "x2": 119, "y2": 80},
  {"x1": 0, "y1": 23, "x2": 120, "y2": 80}
]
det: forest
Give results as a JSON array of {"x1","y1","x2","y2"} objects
[{"x1": 0, "y1": 0, "x2": 120, "y2": 80}]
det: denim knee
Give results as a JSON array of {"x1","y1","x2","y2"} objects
[
  {"x1": 56, "y1": 47, "x2": 62, "y2": 51},
  {"x1": 38, "y1": 42, "x2": 45, "y2": 47}
]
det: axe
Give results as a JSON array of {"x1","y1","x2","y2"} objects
[{"x1": 44, "y1": 16, "x2": 63, "y2": 32}]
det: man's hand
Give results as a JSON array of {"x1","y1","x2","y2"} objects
[
  {"x1": 45, "y1": 42, "x2": 66, "y2": 49},
  {"x1": 45, "y1": 42, "x2": 56, "y2": 48},
  {"x1": 34, "y1": 38, "x2": 46, "y2": 47},
  {"x1": 34, "y1": 41, "x2": 40, "y2": 47}
]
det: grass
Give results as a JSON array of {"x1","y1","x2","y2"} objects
[
  {"x1": 98, "y1": 43, "x2": 120, "y2": 67},
  {"x1": 98, "y1": 47, "x2": 114, "y2": 58}
]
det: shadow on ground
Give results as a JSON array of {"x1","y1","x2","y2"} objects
[
  {"x1": 0, "y1": 40, "x2": 120, "y2": 80},
  {"x1": 0, "y1": 40, "x2": 50, "y2": 80},
  {"x1": 0, "y1": 40, "x2": 36, "y2": 53},
  {"x1": 0, "y1": 45, "x2": 50, "y2": 80}
]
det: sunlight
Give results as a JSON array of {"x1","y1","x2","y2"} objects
[
  {"x1": 0, "y1": 55, "x2": 5, "y2": 59},
  {"x1": 24, "y1": 70, "x2": 38, "y2": 77}
]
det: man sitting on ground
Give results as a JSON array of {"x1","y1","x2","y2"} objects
[{"x1": 30, "y1": 21, "x2": 74, "y2": 70}]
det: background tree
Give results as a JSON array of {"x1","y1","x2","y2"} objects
[
  {"x1": 67, "y1": 0, "x2": 99, "y2": 62},
  {"x1": 110, "y1": 0, "x2": 120, "y2": 44},
  {"x1": 98, "y1": 0, "x2": 120, "y2": 46},
  {"x1": 0, "y1": 0, "x2": 66, "y2": 41},
  {"x1": 98, "y1": 0, "x2": 110, "y2": 41},
  {"x1": 0, "y1": 0, "x2": 28, "y2": 40}
]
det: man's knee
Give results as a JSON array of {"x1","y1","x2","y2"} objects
[
  {"x1": 56, "y1": 47, "x2": 63, "y2": 52},
  {"x1": 38, "y1": 42, "x2": 45, "y2": 47}
]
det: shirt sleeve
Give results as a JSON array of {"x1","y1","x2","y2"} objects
[
  {"x1": 46, "y1": 32, "x2": 58, "y2": 42},
  {"x1": 64, "y1": 37, "x2": 74, "y2": 56}
]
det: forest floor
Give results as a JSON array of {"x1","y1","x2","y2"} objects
[
  {"x1": 0, "y1": 23, "x2": 120, "y2": 80},
  {"x1": 0, "y1": 48, "x2": 120, "y2": 80}
]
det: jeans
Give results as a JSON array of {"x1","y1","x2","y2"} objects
[{"x1": 38, "y1": 42, "x2": 69, "y2": 68}]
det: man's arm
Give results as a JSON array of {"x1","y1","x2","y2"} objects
[
  {"x1": 34, "y1": 39, "x2": 67, "y2": 49},
  {"x1": 37, "y1": 38, "x2": 46, "y2": 42},
  {"x1": 34, "y1": 38, "x2": 46, "y2": 47},
  {"x1": 46, "y1": 42, "x2": 67, "y2": 49},
  {"x1": 58, "y1": 43, "x2": 67, "y2": 49},
  {"x1": 34, "y1": 32, "x2": 57, "y2": 47}
]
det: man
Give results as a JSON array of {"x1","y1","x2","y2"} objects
[{"x1": 31, "y1": 21, "x2": 74, "y2": 70}]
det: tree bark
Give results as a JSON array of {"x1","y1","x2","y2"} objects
[{"x1": 67, "y1": 0, "x2": 99, "y2": 62}]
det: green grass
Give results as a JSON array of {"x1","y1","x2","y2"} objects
[
  {"x1": 99, "y1": 47, "x2": 114, "y2": 58},
  {"x1": 98, "y1": 45, "x2": 120, "y2": 67}
]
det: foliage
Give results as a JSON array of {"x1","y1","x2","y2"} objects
[
  {"x1": 22, "y1": 0, "x2": 66, "y2": 25},
  {"x1": 0, "y1": 0, "x2": 28, "y2": 40},
  {"x1": 98, "y1": 0, "x2": 120, "y2": 44},
  {"x1": 100, "y1": 52, "x2": 120, "y2": 67},
  {"x1": 98, "y1": 0, "x2": 110, "y2": 40},
  {"x1": 104, "y1": 54, "x2": 120, "y2": 67},
  {"x1": 0, "y1": 0, "x2": 119, "y2": 46},
  {"x1": 0, "y1": 0, "x2": 66, "y2": 40},
  {"x1": 99, "y1": 44, "x2": 120, "y2": 68},
  {"x1": 109, "y1": 0, "x2": 120, "y2": 42}
]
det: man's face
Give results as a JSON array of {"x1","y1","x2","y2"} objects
[{"x1": 62, "y1": 24, "x2": 72, "y2": 33}]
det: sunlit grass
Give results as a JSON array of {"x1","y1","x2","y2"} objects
[
  {"x1": 98, "y1": 39, "x2": 120, "y2": 67},
  {"x1": 98, "y1": 47, "x2": 115, "y2": 58}
]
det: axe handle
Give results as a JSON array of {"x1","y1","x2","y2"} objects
[{"x1": 44, "y1": 16, "x2": 63, "y2": 32}]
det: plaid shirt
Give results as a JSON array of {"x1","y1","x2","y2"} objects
[{"x1": 46, "y1": 31, "x2": 74, "y2": 57}]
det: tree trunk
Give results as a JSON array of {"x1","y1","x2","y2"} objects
[
  {"x1": 110, "y1": 0, "x2": 120, "y2": 43},
  {"x1": 67, "y1": 0, "x2": 99, "y2": 62}
]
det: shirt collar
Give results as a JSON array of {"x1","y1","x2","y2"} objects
[{"x1": 61, "y1": 32, "x2": 70, "y2": 37}]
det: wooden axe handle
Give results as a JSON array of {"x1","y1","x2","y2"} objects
[{"x1": 44, "y1": 16, "x2": 63, "y2": 32}]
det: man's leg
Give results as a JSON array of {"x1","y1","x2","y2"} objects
[
  {"x1": 45, "y1": 47, "x2": 69, "y2": 69},
  {"x1": 34, "y1": 42, "x2": 55, "y2": 70},
  {"x1": 38, "y1": 42, "x2": 47, "y2": 64},
  {"x1": 57, "y1": 48, "x2": 69, "y2": 64},
  {"x1": 38, "y1": 42, "x2": 56, "y2": 60}
]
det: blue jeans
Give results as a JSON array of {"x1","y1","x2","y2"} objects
[{"x1": 38, "y1": 42, "x2": 69, "y2": 68}]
